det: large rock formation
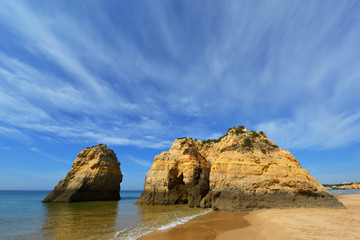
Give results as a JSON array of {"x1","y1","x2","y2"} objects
[
  {"x1": 137, "y1": 126, "x2": 344, "y2": 210},
  {"x1": 43, "y1": 144, "x2": 123, "y2": 203}
]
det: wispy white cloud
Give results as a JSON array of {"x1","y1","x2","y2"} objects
[
  {"x1": 29, "y1": 147, "x2": 40, "y2": 152},
  {"x1": 24, "y1": 147, "x2": 72, "y2": 164},
  {"x1": 126, "y1": 154, "x2": 153, "y2": 167},
  {"x1": 16, "y1": 121, "x2": 172, "y2": 149},
  {"x1": 0, "y1": 7, "x2": 137, "y2": 114},
  {"x1": 0, "y1": 1, "x2": 360, "y2": 152},
  {"x1": 203, "y1": 2, "x2": 360, "y2": 150},
  {"x1": 0, "y1": 1, "x2": 180, "y2": 148},
  {"x1": 0, "y1": 125, "x2": 29, "y2": 140},
  {"x1": 256, "y1": 109, "x2": 360, "y2": 150},
  {"x1": 205, "y1": 132, "x2": 223, "y2": 140},
  {"x1": 0, "y1": 1, "x2": 118, "y2": 99}
]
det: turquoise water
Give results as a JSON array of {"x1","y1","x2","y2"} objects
[
  {"x1": 0, "y1": 190, "x2": 49, "y2": 240},
  {"x1": 0, "y1": 190, "x2": 210, "y2": 240}
]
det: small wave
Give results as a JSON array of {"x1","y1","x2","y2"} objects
[
  {"x1": 113, "y1": 209, "x2": 212, "y2": 240},
  {"x1": 112, "y1": 228, "x2": 127, "y2": 239},
  {"x1": 157, "y1": 209, "x2": 213, "y2": 231},
  {"x1": 111, "y1": 227, "x2": 151, "y2": 240}
]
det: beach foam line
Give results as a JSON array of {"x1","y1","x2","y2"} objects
[
  {"x1": 112, "y1": 209, "x2": 213, "y2": 240},
  {"x1": 157, "y1": 209, "x2": 213, "y2": 231}
]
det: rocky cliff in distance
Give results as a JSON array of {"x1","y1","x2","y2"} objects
[
  {"x1": 332, "y1": 182, "x2": 360, "y2": 189},
  {"x1": 43, "y1": 144, "x2": 123, "y2": 203},
  {"x1": 137, "y1": 126, "x2": 344, "y2": 210}
]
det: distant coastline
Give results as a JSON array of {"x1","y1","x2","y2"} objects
[{"x1": 323, "y1": 182, "x2": 360, "y2": 190}]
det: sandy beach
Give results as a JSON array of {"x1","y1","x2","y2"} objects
[{"x1": 142, "y1": 194, "x2": 360, "y2": 240}]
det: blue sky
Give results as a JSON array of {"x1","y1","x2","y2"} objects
[{"x1": 1, "y1": 0, "x2": 360, "y2": 190}]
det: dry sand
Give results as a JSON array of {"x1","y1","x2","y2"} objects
[{"x1": 141, "y1": 194, "x2": 360, "y2": 240}]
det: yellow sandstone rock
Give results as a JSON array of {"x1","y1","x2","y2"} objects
[
  {"x1": 137, "y1": 126, "x2": 344, "y2": 210},
  {"x1": 43, "y1": 144, "x2": 123, "y2": 203}
]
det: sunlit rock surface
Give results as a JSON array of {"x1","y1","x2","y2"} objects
[
  {"x1": 137, "y1": 126, "x2": 344, "y2": 210},
  {"x1": 43, "y1": 144, "x2": 123, "y2": 202}
]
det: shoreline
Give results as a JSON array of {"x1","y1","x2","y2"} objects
[
  {"x1": 141, "y1": 210, "x2": 250, "y2": 240},
  {"x1": 141, "y1": 194, "x2": 360, "y2": 240}
]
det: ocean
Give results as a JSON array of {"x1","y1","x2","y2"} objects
[
  {"x1": 0, "y1": 190, "x2": 211, "y2": 240},
  {"x1": 328, "y1": 189, "x2": 360, "y2": 195},
  {"x1": 1, "y1": 189, "x2": 359, "y2": 240}
]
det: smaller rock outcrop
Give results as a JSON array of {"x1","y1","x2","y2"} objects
[{"x1": 43, "y1": 144, "x2": 123, "y2": 203}]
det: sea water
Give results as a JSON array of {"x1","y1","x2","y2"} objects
[
  {"x1": 1, "y1": 189, "x2": 358, "y2": 239},
  {"x1": 0, "y1": 190, "x2": 211, "y2": 240},
  {"x1": 328, "y1": 189, "x2": 360, "y2": 195}
]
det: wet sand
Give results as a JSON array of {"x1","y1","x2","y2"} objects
[{"x1": 141, "y1": 194, "x2": 360, "y2": 240}]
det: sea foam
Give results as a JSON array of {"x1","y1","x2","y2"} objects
[
  {"x1": 113, "y1": 209, "x2": 213, "y2": 240},
  {"x1": 157, "y1": 209, "x2": 213, "y2": 231}
]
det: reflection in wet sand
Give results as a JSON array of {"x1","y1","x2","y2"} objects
[{"x1": 42, "y1": 201, "x2": 118, "y2": 240}]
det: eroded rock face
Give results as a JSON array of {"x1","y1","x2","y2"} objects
[
  {"x1": 137, "y1": 126, "x2": 344, "y2": 210},
  {"x1": 137, "y1": 144, "x2": 210, "y2": 207},
  {"x1": 43, "y1": 144, "x2": 123, "y2": 203}
]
